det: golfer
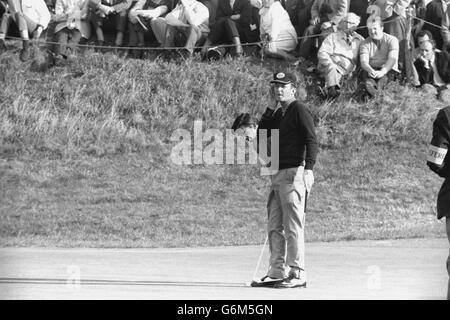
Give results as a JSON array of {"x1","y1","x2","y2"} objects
[
  {"x1": 427, "y1": 105, "x2": 450, "y2": 300},
  {"x1": 257, "y1": 71, "x2": 318, "y2": 288}
]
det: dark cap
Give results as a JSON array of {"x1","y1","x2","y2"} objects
[{"x1": 270, "y1": 72, "x2": 297, "y2": 85}]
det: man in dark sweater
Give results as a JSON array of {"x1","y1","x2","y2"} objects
[
  {"x1": 256, "y1": 71, "x2": 318, "y2": 288},
  {"x1": 427, "y1": 105, "x2": 450, "y2": 300}
]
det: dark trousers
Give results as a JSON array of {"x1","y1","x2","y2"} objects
[
  {"x1": 165, "y1": 25, "x2": 207, "y2": 53},
  {"x1": 383, "y1": 13, "x2": 407, "y2": 73},
  {"x1": 55, "y1": 28, "x2": 82, "y2": 56},
  {"x1": 295, "y1": 0, "x2": 313, "y2": 43},
  {"x1": 207, "y1": 17, "x2": 240, "y2": 44},
  {"x1": 359, "y1": 69, "x2": 398, "y2": 96}
]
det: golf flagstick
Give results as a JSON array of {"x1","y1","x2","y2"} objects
[{"x1": 251, "y1": 235, "x2": 268, "y2": 283}]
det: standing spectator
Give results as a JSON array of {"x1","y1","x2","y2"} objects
[
  {"x1": 349, "y1": 0, "x2": 369, "y2": 38},
  {"x1": 443, "y1": 3, "x2": 450, "y2": 51},
  {"x1": 298, "y1": 0, "x2": 349, "y2": 61},
  {"x1": 317, "y1": 12, "x2": 363, "y2": 99},
  {"x1": 53, "y1": 0, "x2": 91, "y2": 59},
  {"x1": 374, "y1": 0, "x2": 411, "y2": 74},
  {"x1": 294, "y1": 0, "x2": 313, "y2": 42},
  {"x1": 201, "y1": 0, "x2": 259, "y2": 57},
  {"x1": 359, "y1": 15, "x2": 399, "y2": 98},
  {"x1": 258, "y1": 0, "x2": 298, "y2": 60},
  {"x1": 426, "y1": 106, "x2": 450, "y2": 300},
  {"x1": 155, "y1": 0, "x2": 210, "y2": 56},
  {"x1": 87, "y1": 0, "x2": 133, "y2": 49},
  {"x1": 0, "y1": 0, "x2": 51, "y2": 61},
  {"x1": 126, "y1": 0, "x2": 169, "y2": 58},
  {"x1": 422, "y1": 0, "x2": 449, "y2": 50}
]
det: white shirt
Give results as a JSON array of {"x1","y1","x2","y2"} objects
[
  {"x1": 8, "y1": 0, "x2": 51, "y2": 29},
  {"x1": 259, "y1": 1, "x2": 297, "y2": 43}
]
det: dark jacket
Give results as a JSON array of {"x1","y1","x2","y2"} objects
[
  {"x1": 414, "y1": 50, "x2": 450, "y2": 86},
  {"x1": 423, "y1": 0, "x2": 447, "y2": 49},
  {"x1": 258, "y1": 101, "x2": 319, "y2": 171},
  {"x1": 428, "y1": 106, "x2": 450, "y2": 219}
]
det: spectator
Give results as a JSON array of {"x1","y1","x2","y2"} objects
[
  {"x1": 317, "y1": 12, "x2": 363, "y2": 99},
  {"x1": 423, "y1": 0, "x2": 449, "y2": 50},
  {"x1": 294, "y1": 0, "x2": 313, "y2": 41},
  {"x1": 0, "y1": 0, "x2": 51, "y2": 61},
  {"x1": 87, "y1": 0, "x2": 133, "y2": 50},
  {"x1": 359, "y1": 15, "x2": 399, "y2": 98},
  {"x1": 443, "y1": 3, "x2": 450, "y2": 51},
  {"x1": 257, "y1": 0, "x2": 298, "y2": 60},
  {"x1": 53, "y1": 0, "x2": 91, "y2": 59},
  {"x1": 201, "y1": 0, "x2": 259, "y2": 58},
  {"x1": 349, "y1": 0, "x2": 369, "y2": 38},
  {"x1": 126, "y1": 0, "x2": 169, "y2": 58},
  {"x1": 413, "y1": 39, "x2": 450, "y2": 96},
  {"x1": 155, "y1": 0, "x2": 210, "y2": 56},
  {"x1": 373, "y1": 0, "x2": 411, "y2": 74},
  {"x1": 298, "y1": 0, "x2": 349, "y2": 61}
]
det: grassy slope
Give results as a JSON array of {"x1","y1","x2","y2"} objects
[{"x1": 0, "y1": 47, "x2": 448, "y2": 247}]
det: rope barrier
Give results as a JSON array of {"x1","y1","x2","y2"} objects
[{"x1": 1, "y1": 10, "x2": 447, "y2": 53}]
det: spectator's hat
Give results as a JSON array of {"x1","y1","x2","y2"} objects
[
  {"x1": 342, "y1": 12, "x2": 361, "y2": 26},
  {"x1": 270, "y1": 72, "x2": 297, "y2": 85}
]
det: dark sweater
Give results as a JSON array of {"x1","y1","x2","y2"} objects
[
  {"x1": 428, "y1": 106, "x2": 450, "y2": 219},
  {"x1": 258, "y1": 100, "x2": 318, "y2": 170}
]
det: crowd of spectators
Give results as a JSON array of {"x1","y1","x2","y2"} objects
[{"x1": 0, "y1": 0, "x2": 450, "y2": 100}]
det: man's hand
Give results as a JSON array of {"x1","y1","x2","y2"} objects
[
  {"x1": 33, "y1": 26, "x2": 43, "y2": 40},
  {"x1": 310, "y1": 16, "x2": 320, "y2": 26},
  {"x1": 230, "y1": 14, "x2": 240, "y2": 20},
  {"x1": 303, "y1": 169, "x2": 314, "y2": 193}
]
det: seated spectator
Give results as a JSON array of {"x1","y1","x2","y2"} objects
[
  {"x1": 200, "y1": 0, "x2": 259, "y2": 58},
  {"x1": 317, "y1": 12, "x2": 363, "y2": 99},
  {"x1": 295, "y1": 0, "x2": 314, "y2": 41},
  {"x1": 359, "y1": 15, "x2": 399, "y2": 98},
  {"x1": 414, "y1": 29, "x2": 433, "y2": 57},
  {"x1": 257, "y1": 0, "x2": 298, "y2": 60},
  {"x1": 126, "y1": 0, "x2": 169, "y2": 58},
  {"x1": 53, "y1": 0, "x2": 91, "y2": 59},
  {"x1": 373, "y1": 0, "x2": 411, "y2": 74},
  {"x1": 87, "y1": 0, "x2": 132, "y2": 49},
  {"x1": 413, "y1": 39, "x2": 450, "y2": 95},
  {"x1": 0, "y1": 0, "x2": 51, "y2": 61},
  {"x1": 422, "y1": 0, "x2": 449, "y2": 49},
  {"x1": 153, "y1": 0, "x2": 210, "y2": 56},
  {"x1": 298, "y1": 0, "x2": 349, "y2": 60}
]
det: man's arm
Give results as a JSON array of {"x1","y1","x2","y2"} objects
[
  {"x1": 139, "y1": 5, "x2": 168, "y2": 19},
  {"x1": 428, "y1": 108, "x2": 450, "y2": 179},
  {"x1": 35, "y1": 0, "x2": 51, "y2": 30},
  {"x1": 379, "y1": 35, "x2": 399, "y2": 75},
  {"x1": 359, "y1": 41, "x2": 376, "y2": 74},
  {"x1": 297, "y1": 103, "x2": 318, "y2": 171},
  {"x1": 111, "y1": 0, "x2": 133, "y2": 13}
]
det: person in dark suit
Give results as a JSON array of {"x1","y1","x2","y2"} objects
[
  {"x1": 200, "y1": 0, "x2": 258, "y2": 57},
  {"x1": 349, "y1": 0, "x2": 368, "y2": 38},
  {"x1": 422, "y1": 0, "x2": 449, "y2": 50},
  {"x1": 427, "y1": 105, "x2": 450, "y2": 300},
  {"x1": 413, "y1": 39, "x2": 450, "y2": 92}
]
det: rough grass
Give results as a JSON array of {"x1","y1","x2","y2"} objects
[{"x1": 0, "y1": 45, "x2": 448, "y2": 247}]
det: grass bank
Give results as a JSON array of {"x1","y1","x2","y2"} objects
[{"x1": 0, "y1": 47, "x2": 448, "y2": 247}]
